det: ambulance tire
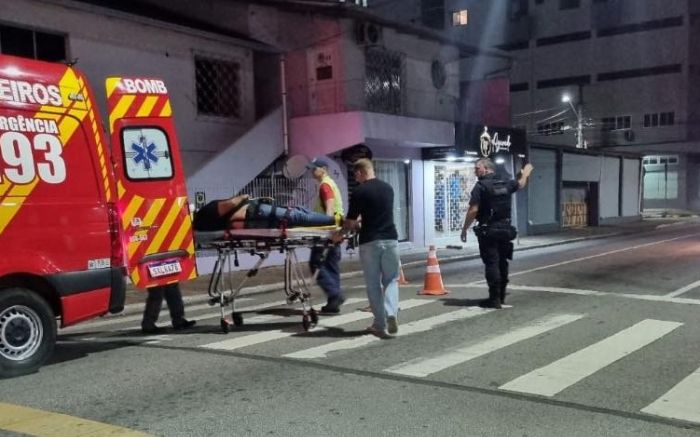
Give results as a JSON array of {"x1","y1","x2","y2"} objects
[{"x1": 0, "y1": 288, "x2": 57, "y2": 378}]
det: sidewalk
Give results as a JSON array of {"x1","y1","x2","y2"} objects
[{"x1": 120, "y1": 216, "x2": 698, "y2": 312}]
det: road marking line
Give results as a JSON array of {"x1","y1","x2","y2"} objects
[
  {"x1": 499, "y1": 319, "x2": 683, "y2": 397},
  {"x1": 385, "y1": 313, "x2": 585, "y2": 377},
  {"x1": 641, "y1": 365, "x2": 700, "y2": 424},
  {"x1": 199, "y1": 298, "x2": 432, "y2": 351},
  {"x1": 455, "y1": 283, "x2": 700, "y2": 306},
  {"x1": 284, "y1": 306, "x2": 496, "y2": 359},
  {"x1": 665, "y1": 279, "x2": 700, "y2": 298},
  {"x1": 508, "y1": 233, "x2": 700, "y2": 280},
  {"x1": 0, "y1": 402, "x2": 154, "y2": 436}
]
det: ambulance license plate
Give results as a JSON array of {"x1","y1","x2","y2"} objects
[{"x1": 148, "y1": 261, "x2": 182, "y2": 278}]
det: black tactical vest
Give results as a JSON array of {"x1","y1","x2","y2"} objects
[{"x1": 477, "y1": 177, "x2": 512, "y2": 225}]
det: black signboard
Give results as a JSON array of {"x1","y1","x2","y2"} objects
[{"x1": 422, "y1": 124, "x2": 526, "y2": 160}]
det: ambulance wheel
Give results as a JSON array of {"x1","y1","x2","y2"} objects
[
  {"x1": 232, "y1": 312, "x2": 244, "y2": 327},
  {"x1": 220, "y1": 319, "x2": 229, "y2": 334},
  {"x1": 0, "y1": 288, "x2": 56, "y2": 378},
  {"x1": 309, "y1": 308, "x2": 319, "y2": 325},
  {"x1": 302, "y1": 315, "x2": 311, "y2": 332}
]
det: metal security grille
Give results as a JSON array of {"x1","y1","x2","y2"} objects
[
  {"x1": 434, "y1": 164, "x2": 476, "y2": 235},
  {"x1": 195, "y1": 56, "x2": 241, "y2": 118},
  {"x1": 365, "y1": 48, "x2": 404, "y2": 115},
  {"x1": 239, "y1": 174, "x2": 317, "y2": 209}
]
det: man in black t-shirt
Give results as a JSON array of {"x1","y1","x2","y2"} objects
[
  {"x1": 461, "y1": 158, "x2": 533, "y2": 309},
  {"x1": 335, "y1": 158, "x2": 399, "y2": 339}
]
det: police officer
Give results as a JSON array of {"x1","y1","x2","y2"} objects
[{"x1": 460, "y1": 158, "x2": 534, "y2": 308}]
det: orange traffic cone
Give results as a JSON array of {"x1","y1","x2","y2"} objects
[
  {"x1": 418, "y1": 245, "x2": 449, "y2": 296},
  {"x1": 398, "y1": 262, "x2": 409, "y2": 285}
]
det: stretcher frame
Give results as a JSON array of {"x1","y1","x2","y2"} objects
[{"x1": 195, "y1": 226, "x2": 342, "y2": 333}]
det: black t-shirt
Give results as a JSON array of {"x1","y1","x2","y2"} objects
[
  {"x1": 469, "y1": 173, "x2": 519, "y2": 224},
  {"x1": 347, "y1": 178, "x2": 398, "y2": 244}
]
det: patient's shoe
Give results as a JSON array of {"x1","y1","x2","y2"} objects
[{"x1": 320, "y1": 295, "x2": 346, "y2": 313}]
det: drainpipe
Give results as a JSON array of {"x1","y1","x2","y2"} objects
[{"x1": 280, "y1": 54, "x2": 289, "y2": 156}]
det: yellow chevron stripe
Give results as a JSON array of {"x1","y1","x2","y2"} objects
[
  {"x1": 159, "y1": 100, "x2": 172, "y2": 117},
  {"x1": 8, "y1": 180, "x2": 39, "y2": 197},
  {"x1": 108, "y1": 95, "x2": 135, "y2": 133},
  {"x1": 131, "y1": 268, "x2": 141, "y2": 287},
  {"x1": 137, "y1": 96, "x2": 159, "y2": 117},
  {"x1": 121, "y1": 195, "x2": 145, "y2": 231},
  {"x1": 0, "y1": 68, "x2": 86, "y2": 235},
  {"x1": 118, "y1": 181, "x2": 126, "y2": 198},
  {"x1": 106, "y1": 77, "x2": 121, "y2": 99},
  {"x1": 127, "y1": 198, "x2": 165, "y2": 258},
  {"x1": 145, "y1": 199, "x2": 180, "y2": 255},
  {"x1": 169, "y1": 212, "x2": 192, "y2": 251},
  {"x1": 188, "y1": 269, "x2": 198, "y2": 280},
  {"x1": 0, "y1": 182, "x2": 10, "y2": 197}
]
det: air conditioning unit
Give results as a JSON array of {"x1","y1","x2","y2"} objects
[
  {"x1": 355, "y1": 21, "x2": 382, "y2": 46},
  {"x1": 624, "y1": 130, "x2": 635, "y2": 142}
]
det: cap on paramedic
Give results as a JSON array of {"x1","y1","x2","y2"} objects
[{"x1": 306, "y1": 157, "x2": 330, "y2": 169}]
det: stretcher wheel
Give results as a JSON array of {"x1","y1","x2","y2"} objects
[
  {"x1": 302, "y1": 315, "x2": 311, "y2": 331},
  {"x1": 309, "y1": 308, "x2": 319, "y2": 325},
  {"x1": 232, "y1": 312, "x2": 244, "y2": 326},
  {"x1": 220, "y1": 319, "x2": 230, "y2": 334}
]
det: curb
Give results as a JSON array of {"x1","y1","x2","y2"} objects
[{"x1": 117, "y1": 229, "x2": 639, "y2": 316}]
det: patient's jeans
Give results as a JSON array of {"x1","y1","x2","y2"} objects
[{"x1": 246, "y1": 202, "x2": 335, "y2": 228}]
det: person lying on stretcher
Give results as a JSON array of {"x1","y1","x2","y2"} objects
[{"x1": 193, "y1": 195, "x2": 340, "y2": 231}]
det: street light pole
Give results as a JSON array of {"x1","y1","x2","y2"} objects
[{"x1": 562, "y1": 94, "x2": 584, "y2": 149}]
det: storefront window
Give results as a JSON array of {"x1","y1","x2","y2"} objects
[
  {"x1": 374, "y1": 160, "x2": 410, "y2": 241},
  {"x1": 434, "y1": 163, "x2": 477, "y2": 237}
]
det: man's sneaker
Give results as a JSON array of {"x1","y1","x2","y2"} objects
[
  {"x1": 141, "y1": 325, "x2": 164, "y2": 335},
  {"x1": 387, "y1": 316, "x2": 398, "y2": 334},
  {"x1": 173, "y1": 319, "x2": 197, "y2": 330},
  {"x1": 366, "y1": 326, "x2": 394, "y2": 339}
]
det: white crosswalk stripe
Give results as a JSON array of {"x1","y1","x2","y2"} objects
[
  {"x1": 641, "y1": 365, "x2": 700, "y2": 423},
  {"x1": 199, "y1": 298, "x2": 433, "y2": 351},
  {"x1": 284, "y1": 306, "x2": 497, "y2": 359},
  {"x1": 385, "y1": 313, "x2": 585, "y2": 377},
  {"x1": 499, "y1": 319, "x2": 683, "y2": 397}
]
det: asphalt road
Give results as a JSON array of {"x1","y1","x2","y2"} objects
[{"x1": 2, "y1": 223, "x2": 700, "y2": 437}]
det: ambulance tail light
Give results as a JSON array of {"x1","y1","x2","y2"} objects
[{"x1": 107, "y1": 201, "x2": 125, "y2": 268}]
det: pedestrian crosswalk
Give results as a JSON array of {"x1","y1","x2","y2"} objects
[
  {"x1": 194, "y1": 300, "x2": 700, "y2": 425},
  {"x1": 65, "y1": 295, "x2": 700, "y2": 426}
]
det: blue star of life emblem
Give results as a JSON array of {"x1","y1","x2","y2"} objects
[{"x1": 131, "y1": 135, "x2": 159, "y2": 170}]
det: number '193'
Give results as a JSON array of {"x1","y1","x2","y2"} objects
[{"x1": 0, "y1": 132, "x2": 66, "y2": 184}]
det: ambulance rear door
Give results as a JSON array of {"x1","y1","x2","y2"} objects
[{"x1": 105, "y1": 77, "x2": 197, "y2": 288}]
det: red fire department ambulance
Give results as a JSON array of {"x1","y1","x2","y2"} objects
[{"x1": 0, "y1": 54, "x2": 197, "y2": 377}]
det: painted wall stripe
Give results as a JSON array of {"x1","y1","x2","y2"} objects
[
  {"x1": 499, "y1": 319, "x2": 683, "y2": 397},
  {"x1": 641, "y1": 365, "x2": 700, "y2": 423},
  {"x1": 385, "y1": 314, "x2": 585, "y2": 377}
]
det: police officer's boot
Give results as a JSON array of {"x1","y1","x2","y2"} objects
[{"x1": 479, "y1": 285, "x2": 502, "y2": 309}]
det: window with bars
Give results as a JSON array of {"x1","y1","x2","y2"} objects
[
  {"x1": 601, "y1": 115, "x2": 630, "y2": 131},
  {"x1": 365, "y1": 48, "x2": 404, "y2": 115},
  {"x1": 644, "y1": 111, "x2": 675, "y2": 127},
  {"x1": 194, "y1": 55, "x2": 241, "y2": 118},
  {"x1": 537, "y1": 122, "x2": 564, "y2": 135},
  {"x1": 0, "y1": 24, "x2": 66, "y2": 62}
]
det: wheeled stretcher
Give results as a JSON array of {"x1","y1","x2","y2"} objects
[{"x1": 195, "y1": 225, "x2": 342, "y2": 333}]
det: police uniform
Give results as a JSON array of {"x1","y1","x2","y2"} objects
[{"x1": 469, "y1": 173, "x2": 520, "y2": 308}]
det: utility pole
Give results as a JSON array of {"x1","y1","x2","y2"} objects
[{"x1": 562, "y1": 84, "x2": 585, "y2": 149}]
